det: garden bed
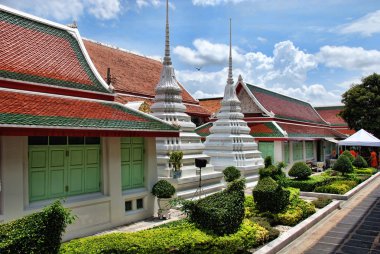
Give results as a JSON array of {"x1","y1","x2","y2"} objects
[{"x1": 300, "y1": 171, "x2": 380, "y2": 200}]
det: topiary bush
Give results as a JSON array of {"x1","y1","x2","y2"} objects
[
  {"x1": 333, "y1": 155, "x2": 353, "y2": 175},
  {"x1": 151, "y1": 180, "x2": 176, "y2": 198},
  {"x1": 264, "y1": 156, "x2": 272, "y2": 168},
  {"x1": 253, "y1": 177, "x2": 290, "y2": 213},
  {"x1": 0, "y1": 200, "x2": 74, "y2": 254},
  {"x1": 259, "y1": 165, "x2": 276, "y2": 179},
  {"x1": 312, "y1": 197, "x2": 332, "y2": 208},
  {"x1": 353, "y1": 155, "x2": 368, "y2": 169},
  {"x1": 288, "y1": 162, "x2": 312, "y2": 180},
  {"x1": 341, "y1": 150, "x2": 355, "y2": 162},
  {"x1": 223, "y1": 166, "x2": 241, "y2": 182},
  {"x1": 182, "y1": 179, "x2": 246, "y2": 236}
]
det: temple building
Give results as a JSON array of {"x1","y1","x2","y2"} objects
[
  {"x1": 0, "y1": 5, "x2": 179, "y2": 240},
  {"x1": 315, "y1": 106, "x2": 356, "y2": 136},
  {"x1": 197, "y1": 78, "x2": 347, "y2": 167},
  {"x1": 203, "y1": 21, "x2": 263, "y2": 185}
]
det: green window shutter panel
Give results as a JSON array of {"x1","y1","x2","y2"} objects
[
  {"x1": 49, "y1": 147, "x2": 66, "y2": 198},
  {"x1": 29, "y1": 147, "x2": 49, "y2": 202},
  {"x1": 121, "y1": 138, "x2": 145, "y2": 190},
  {"x1": 293, "y1": 142, "x2": 303, "y2": 161},
  {"x1": 84, "y1": 147, "x2": 100, "y2": 193},
  {"x1": 306, "y1": 141, "x2": 314, "y2": 159},
  {"x1": 284, "y1": 142, "x2": 290, "y2": 163},
  {"x1": 258, "y1": 142, "x2": 274, "y2": 163}
]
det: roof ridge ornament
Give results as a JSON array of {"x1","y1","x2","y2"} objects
[{"x1": 227, "y1": 18, "x2": 233, "y2": 85}]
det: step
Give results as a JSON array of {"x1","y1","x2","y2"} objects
[{"x1": 176, "y1": 182, "x2": 225, "y2": 200}]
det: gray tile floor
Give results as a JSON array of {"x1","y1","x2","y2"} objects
[{"x1": 305, "y1": 188, "x2": 380, "y2": 254}]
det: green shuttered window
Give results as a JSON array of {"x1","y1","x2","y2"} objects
[
  {"x1": 292, "y1": 141, "x2": 303, "y2": 161},
  {"x1": 283, "y1": 142, "x2": 290, "y2": 163},
  {"x1": 258, "y1": 142, "x2": 274, "y2": 163},
  {"x1": 305, "y1": 141, "x2": 314, "y2": 159},
  {"x1": 121, "y1": 137, "x2": 145, "y2": 190},
  {"x1": 29, "y1": 137, "x2": 101, "y2": 202}
]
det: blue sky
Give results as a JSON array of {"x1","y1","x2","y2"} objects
[{"x1": 2, "y1": 0, "x2": 380, "y2": 106}]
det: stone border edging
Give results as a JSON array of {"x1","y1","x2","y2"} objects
[
  {"x1": 300, "y1": 172, "x2": 380, "y2": 200},
  {"x1": 254, "y1": 200, "x2": 340, "y2": 254}
]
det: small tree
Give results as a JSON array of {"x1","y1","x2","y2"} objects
[
  {"x1": 152, "y1": 180, "x2": 176, "y2": 198},
  {"x1": 333, "y1": 155, "x2": 353, "y2": 175},
  {"x1": 353, "y1": 155, "x2": 368, "y2": 169},
  {"x1": 169, "y1": 151, "x2": 183, "y2": 172},
  {"x1": 288, "y1": 162, "x2": 312, "y2": 180}
]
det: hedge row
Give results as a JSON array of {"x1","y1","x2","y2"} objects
[
  {"x1": 0, "y1": 201, "x2": 74, "y2": 254},
  {"x1": 284, "y1": 175, "x2": 337, "y2": 192},
  {"x1": 60, "y1": 219, "x2": 269, "y2": 254}
]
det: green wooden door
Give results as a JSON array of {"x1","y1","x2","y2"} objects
[
  {"x1": 29, "y1": 143, "x2": 100, "y2": 202},
  {"x1": 258, "y1": 142, "x2": 274, "y2": 163},
  {"x1": 293, "y1": 142, "x2": 304, "y2": 161},
  {"x1": 121, "y1": 138, "x2": 144, "y2": 190}
]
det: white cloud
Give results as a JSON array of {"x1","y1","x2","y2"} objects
[
  {"x1": 317, "y1": 46, "x2": 380, "y2": 73},
  {"x1": 192, "y1": 0, "x2": 246, "y2": 6},
  {"x1": 173, "y1": 39, "x2": 245, "y2": 67},
  {"x1": 136, "y1": 0, "x2": 175, "y2": 9},
  {"x1": 257, "y1": 36, "x2": 267, "y2": 43},
  {"x1": 1, "y1": 0, "x2": 121, "y2": 21},
  {"x1": 88, "y1": 0, "x2": 121, "y2": 20},
  {"x1": 339, "y1": 10, "x2": 380, "y2": 36}
]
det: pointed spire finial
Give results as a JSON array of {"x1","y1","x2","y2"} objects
[
  {"x1": 227, "y1": 18, "x2": 233, "y2": 85},
  {"x1": 163, "y1": 0, "x2": 172, "y2": 66},
  {"x1": 238, "y1": 74, "x2": 243, "y2": 82}
]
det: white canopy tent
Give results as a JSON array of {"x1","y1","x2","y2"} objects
[{"x1": 338, "y1": 129, "x2": 380, "y2": 147}]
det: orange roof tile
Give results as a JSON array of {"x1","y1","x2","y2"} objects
[
  {"x1": 199, "y1": 98, "x2": 222, "y2": 114},
  {"x1": 315, "y1": 106, "x2": 347, "y2": 126}
]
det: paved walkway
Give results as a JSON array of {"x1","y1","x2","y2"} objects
[{"x1": 279, "y1": 174, "x2": 380, "y2": 254}]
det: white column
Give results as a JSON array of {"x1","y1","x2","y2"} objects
[{"x1": 274, "y1": 141, "x2": 283, "y2": 164}]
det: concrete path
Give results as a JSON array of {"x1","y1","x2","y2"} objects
[{"x1": 279, "y1": 174, "x2": 380, "y2": 254}]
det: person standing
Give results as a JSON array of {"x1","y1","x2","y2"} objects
[{"x1": 370, "y1": 150, "x2": 378, "y2": 168}]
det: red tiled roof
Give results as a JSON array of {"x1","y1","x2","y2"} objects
[
  {"x1": 334, "y1": 128, "x2": 356, "y2": 136},
  {"x1": 83, "y1": 40, "x2": 198, "y2": 104},
  {"x1": 198, "y1": 98, "x2": 222, "y2": 115},
  {"x1": 245, "y1": 84, "x2": 326, "y2": 124},
  {"x1": 248, "y1": 122, "x2": 284, "y2": 137},
  {"x1": 277, "y1": 122, "x2": 345, "y2": 138},
  {"x1": 195, "y1": 122, "x2": 213, "y2": 137},
  {"x1": 315, "y1": 106, "x2": 347, "y2": 126},
  {"x1": 0, "y1": 10, "x2": 109, "y2": 94},
  {"x1": 0, "y1": 89, "x2": 177, "y2": 135}
]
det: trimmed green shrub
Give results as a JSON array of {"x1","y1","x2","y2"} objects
[
  {"x1": 353, "y1": 155, "x2": 368, "y2": 169},
  {"x1": 288, "y1": 162, "x2": 312, "y2": 180},
  {"x1": 223, "y1": 166, "x2": 241, "y2": 182},
  {"x1": 354, "y1": 168, "x2": 376, "y2": 175},
  {"x1": 249, "y1": 217, "x2": 279, "y2": 241},
  {"x1": 253, "y1": 177, "x2": 290, "y2": 213},
  {"x1": 333, "y1": 155, "x2": 353, "y2": 175},
  {"x1": 244, "y1": 196, "x2": 257, "y2": 219},
  {"x1": 264, "y1": 156, "x2": 272, "y2": 168},
  {"x1": 341, "y1": 150, "x2": 355, "y2": 162},
  {"x1": 182, "y1": 179, "x2": 245, "y2": 236},
  {"x1": 312, "y1": 197, "x2": 332, "y2": 208},
  {"x1": 274, "y1": 196, "x2": 315, "y2": 226},
  {"x1": 259, "y1": 165, "x2": 276, "y2": 179},
  {"x1": 60, "y1": 219, "x2": 270, "y2": 253},
  {"x1": 151, "y1": 180, "x2": 175, "y2": 198},
  {"x1": 285, "y1": 175, "x2": 336, "y2": 192},
  {"x1": 314, "y1": 180, "x2": 356, "y2": 194},
  {"x1": 0, "y1": 200, "x2": 74, "y2": 254}
]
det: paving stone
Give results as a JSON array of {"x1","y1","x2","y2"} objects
[
  {"x1": 325, "y1": 231, "x2": 348, "y2": 239},
  {"x1": 343, "y1": 239, "x2": 374, "y2": 249},
  {"x1": 350, "y1": 234, "x2": 378, "y2": 243},
  {"x1": 311, "y1": 242, "x2": 339, "y2": 252},
  {"x1": 339, "y1": 245, "x2": 372, "y2": 254},
  {"x1": 319, "y1": 236, "x2": 345, "y2": 245}
]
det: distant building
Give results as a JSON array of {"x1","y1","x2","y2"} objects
[{"x1": 197, "y1": 77, "x2": 348, "y2": 167}]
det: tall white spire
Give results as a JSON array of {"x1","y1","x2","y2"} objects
[
  {"x1": 203, "y1": 19, "x2": 264, "y2": 184},
  {"x1": 151, "y1": 0, "x2": 222, "y2": 194},
  {"x1": 164, "y1": 0, "x2": 172, "y2": 66}
]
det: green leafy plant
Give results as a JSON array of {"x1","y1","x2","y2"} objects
[
  {"x1": 0, "y1": 200, "x2": 74, "y2": 254},
  {"x1": 333, "y1": 154, "x2": 354, "y2": 175},
  {"x1": 288, "y1": 162, "x2": 312, "y2": 180},
  {"x1": 223, "y1": 166, "x2": 241, "y2": 182},
  {"x1": 352, "y1": 155, "x2": 368, "y2": 169},
  {"x1": 151, "y1": 180, "x2": 176, "y2": 198},
  {"x1": 182, "y1": 179, "x2": 246, "y2": 236},
  {"x1": 169, "y1": 151, "x2": 183, "y2": 171},
  {"x1": 285, "y1": 175, "x2": 336, "y2": 191},
  {"x1": 253, "y1": 177, "x2": 290, "y2": 213}
]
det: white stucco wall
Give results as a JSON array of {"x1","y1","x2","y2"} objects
[{"x1": 0, "y1": 136, "x2": 158, "y2": 240}]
